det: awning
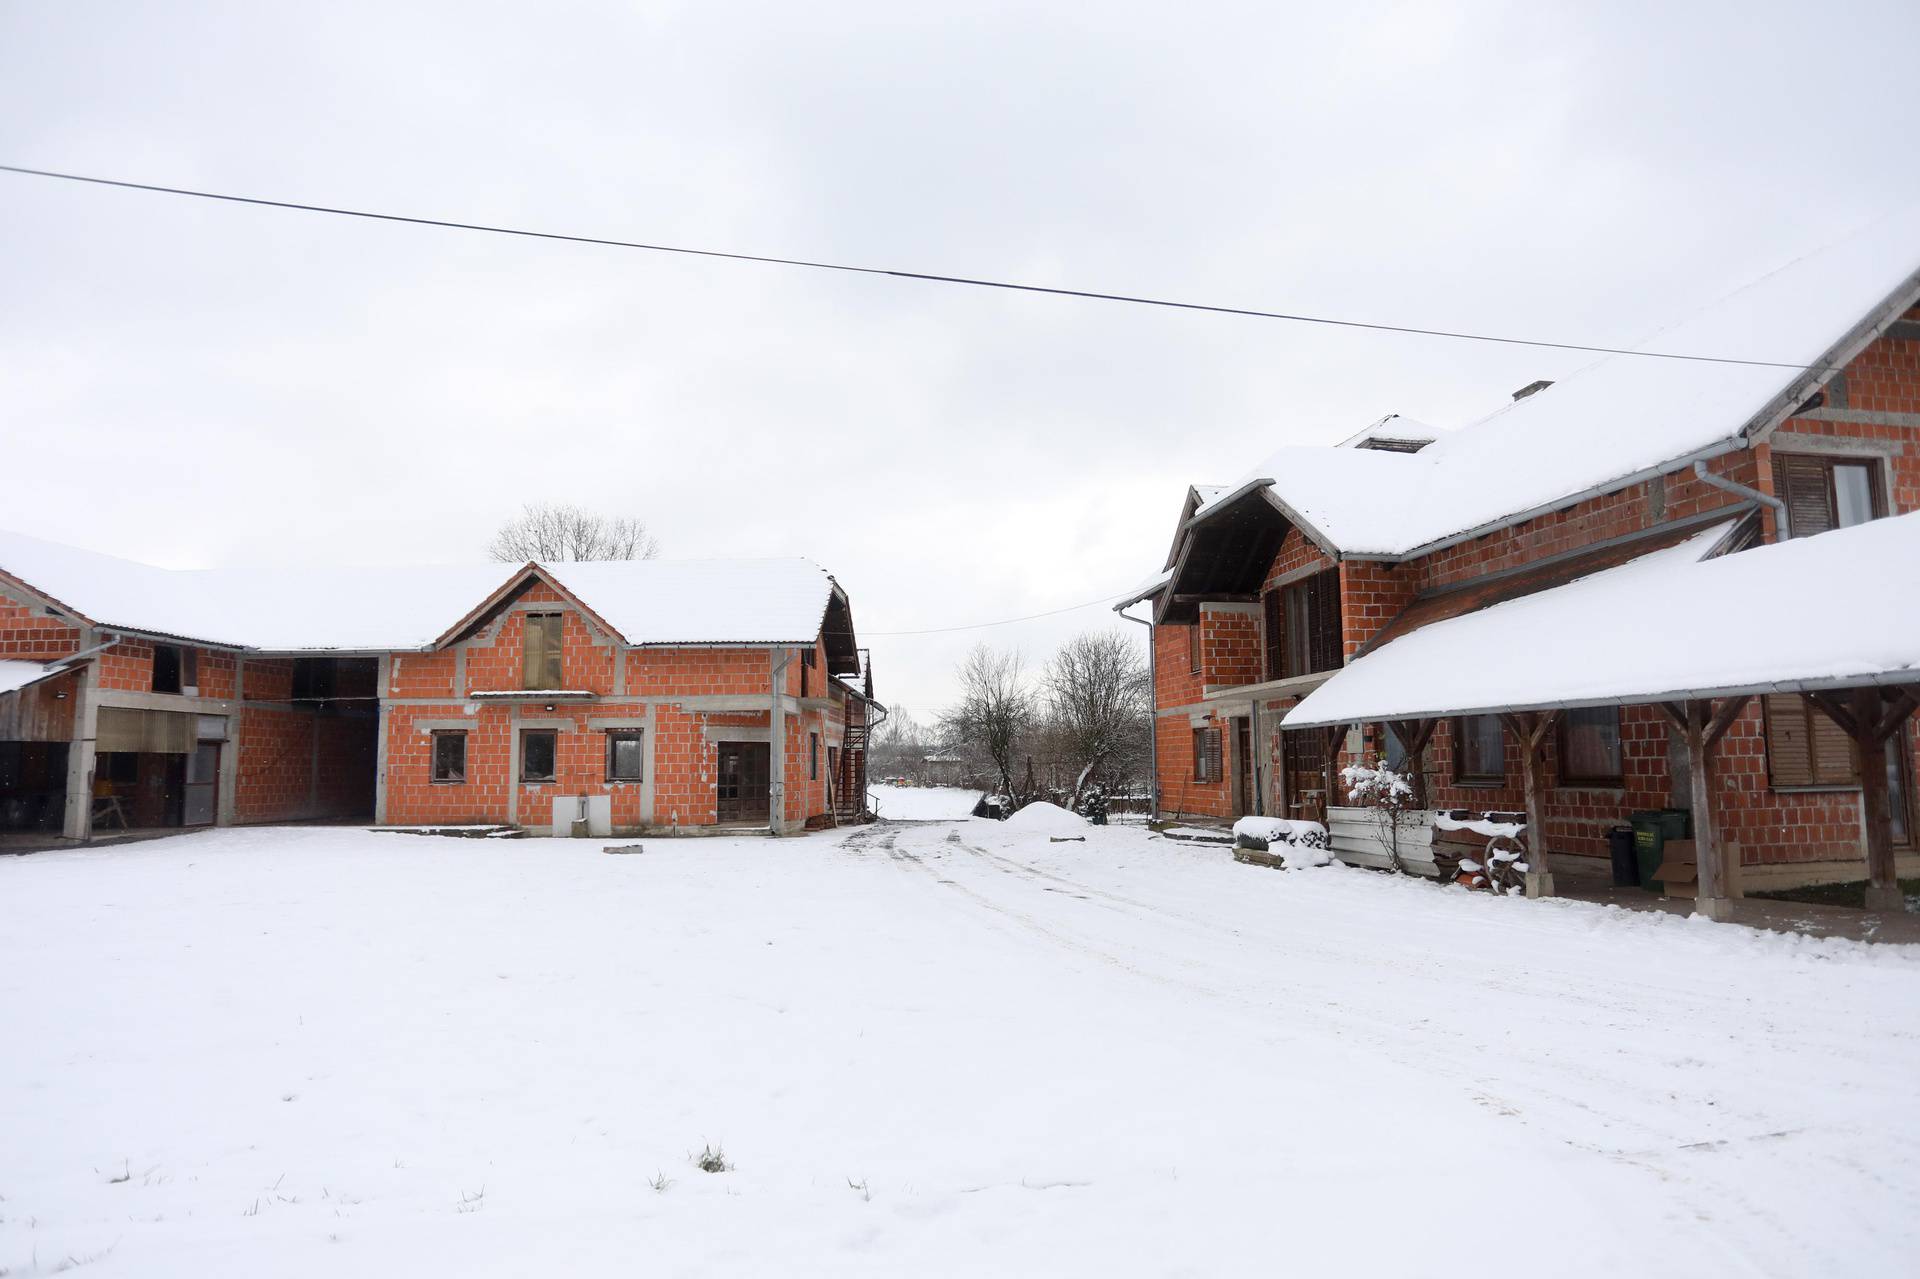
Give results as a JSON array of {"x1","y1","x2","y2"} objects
[
  {"x1": 1283, "y1": 512, "x2": 1920, "y2": 729},
  {"x1": 0, "y1": 659, "x2": 63, "y2": 698}
]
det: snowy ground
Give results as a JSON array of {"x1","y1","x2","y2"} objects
[
  {"x1": 864, "y1": 785, "x2": 981, "y2": 820},
  {"x1": 4, "y1": 820, "x2": 1918, "y2": 1276}
]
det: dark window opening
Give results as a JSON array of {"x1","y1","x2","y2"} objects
[
  {"x1": 1453, "y1": 715, "x2": 1505, "y2": 784},
  {"x1": 1558, "y1": 706, "x2": 1623, "y2": 786},
  {"x1": 152, "y1": 644, "x2": 183, "y2": 694},
  {"x1": 432, "y1": 731, "x2": 467, "y2": 783},
  {"x1": 809, "y1": 732, "x2": 820, "y2": 780},
  {"x1": 606, "y1": 729, "x2": 643, "y2": 782},
  {"x1": 521, "y1": 729, "x2": 557, "y2": 783},
  {"x1": 1262, "y1": 590, "x2": 1284, "y2": 680},
  {"x1": 292, "y1": 658, "x2": 337, "y2": 703},
  {"x1": 522, "y1": 613, "x2": 564, "y2": 690}
]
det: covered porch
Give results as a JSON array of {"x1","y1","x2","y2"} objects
[{"x1": 1283, "y1": 514, "x2": 1920, "y2": 918}]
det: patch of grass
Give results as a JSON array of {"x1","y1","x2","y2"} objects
[
  {"x1": 1750, "y1": 877, "x2": 1920, "y2": 910},
  {"x1": 649, "y1": 1171, "x2": 673, "y2": 1194},
  {"x1": 693, "y1": 1144, "x2": 730, "y2": 1174}
]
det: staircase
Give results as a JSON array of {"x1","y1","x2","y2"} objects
[{"x1": 835, "y1": 716, "x2": 870, "y2": 822}]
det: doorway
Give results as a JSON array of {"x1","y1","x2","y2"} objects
[
  {"x1": 716, "y1": 741, "x2": 771, "y2": 823},
  {"x1": 1232, "y1": 717, "x2": 1253, "y2": 817}
]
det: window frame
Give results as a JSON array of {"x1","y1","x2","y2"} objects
[
  {"x1": 1773, "y1": 452, "x2": 1887, "y2": 539},
  {"x1": 1188, "y1": 623, "x2": 1201, "y2": 675},
  {"x1": 1556, "y1": 705, "x2": 1624, "y2": 788},
  {"x1": 521, "y1": 612, "x2": 565, "y2": 690},
  {"x1": 431, "y1": 730, "x2": 468, "y2": 784},
  {"x1": 1192, "y1": 726, "x2": 1224, "y2": 784},
  {"x1": 1279, "y1": 568, "x2": 1342, "y2": 679},
  {"x1": 605, "y1": 729, "x2": 644, "y2": 783},
  {"x1": 1452, "y1": 714, "x2": 1506, "y2": 785},
  {"x1": 520, "y1": 728, "x2": 558, "y2": 783}
]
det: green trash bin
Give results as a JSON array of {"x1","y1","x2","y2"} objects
[
  {"x1": 1658, "y1": 808, "x2": 1692, "y2": 840},
  {"x1": 1631, "y1": 810, "x2": 1666, "y2": 889}
]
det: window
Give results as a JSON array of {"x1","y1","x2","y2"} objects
[
  {"x1": 432, "y1": 731, "x2": 467, "y2": 783},
  {"x1": 800, "y1": 645, "x2": 816, "y2": 697},
  {"x1": 522, "y1": 613, "x2": 564, "y2": 690},
  {"x1": 1262, "y1": 590, "x2": 1284, "y2": 680},
  {"x1": 1558, "y1": 706, "x2": 1623, "y2": 786},
  {"x1": 606, "y1": 729, "x2": 643, "y2": 782},
  {"x1": 1773, "y1": 454, "x2": 1885, "y2": 539},
  {"x1": 1188, "y1": 624, "x2": 1201, "y2": 674},
  {"x1": 1453, "y1": 715, "x2": 1505, "y2": 784},
  {"x1": 809, "y1": 732, "x2": 820, "y2": 780},
  {"x1": 292, "y1": 658, "x2": 337, "y2": 703},
  {"x1": 1279, "y1": 569, "x2": 1342, "y2": 679},
  {"x1": 1383, "y1": 722, "x2": 1408, "y2": 772},
  {"x1": 152, "y1": 644, "x2": 183, "y2": 694},
  {"x1": 521, "y1": 729, "x2": 557, "y2": 782},
  {"x1": 1192, "y1": 726, "x2": 1223, "y2": 783},
  {"x1": 1764, "y1": 694, "x2": 1855, "y2": 788}
]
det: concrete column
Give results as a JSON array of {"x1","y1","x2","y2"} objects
[
  {"x1": 216, "y1": 657, "x2": 244, "y2": 826},
  {"x1": 60, "y1": 635, "x2": 101, "y2": 842},
  {"x1": 769, "y1": 651, "x2": 790, "y2": 834},
  {"x1": 372, "y1": 655, "x2": 391, "y2": 825}
]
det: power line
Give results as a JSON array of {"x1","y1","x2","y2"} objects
[
  {"x1": 837, "y1": 589, "x2": 1137, "y2": 638},
  {"x1": 0, "y1": 162, "x2": 1832, "y2": 372}
]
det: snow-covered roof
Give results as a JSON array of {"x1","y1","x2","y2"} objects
[
  {"x1": 1283, "y1": 514, "x2": 1920, "y2": 727},
  {"x1": 1198, "y1": 208, "x2": 1920, "y2": 558},
  {"x1": 0, "y1": 529, "x2": 842, "y2": 653},
  {"x1": 0, "y1": 658, "x2": 63, "y2": 697},
  {"x1": 1116, "y1": 566, "x2": 1175, "y2": 608}
]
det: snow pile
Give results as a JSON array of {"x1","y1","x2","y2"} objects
[
  {"x1": 1232, "y1": 816, "x2": 1333, "y2": 866},
  {"x1": 0, "y1": 659, "x2": 59, "y2": 697},
  {"x1": 1002, "y1": 801, "x2": 1089, "y2": 836},
  {"x1": 1436, "y1": 813, "x2": 1526, "y2": 839}
]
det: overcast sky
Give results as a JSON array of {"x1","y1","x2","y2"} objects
[{"x1": 3, "y1": 1, "x2": 1918, "y2": 719}]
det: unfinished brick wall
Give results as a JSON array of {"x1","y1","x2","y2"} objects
[
  {"x1": 0, "y1": 582, "x2": 81, "y2": 660},
  {"x1": 1155, "y1": 718, "x2": 1230, "y2": 820},
  {"x1": 1201, "y1": 606, "x2": 1261, "y2": 687}
]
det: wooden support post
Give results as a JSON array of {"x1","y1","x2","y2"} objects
[
  {"x1": 1654, "y1": 696, "x2": 1749, "y2": 921},
  {"x1": 1388, "y1": 717, "x2": 1438, "y2": 807},
  {"x1": 1810, "y1": 685, "x2": 1919, "y2": 915},
  {"x1": 1497, "y1": 710, "x2": 1562, "y2": 898}
]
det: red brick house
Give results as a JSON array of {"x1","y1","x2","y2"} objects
[
  {"x1": 0, "y1": 538, "x2": 880, "y2": 842},
  {"x1": 1122, "y1": 211, "x2": 1920, "y2": 900}
]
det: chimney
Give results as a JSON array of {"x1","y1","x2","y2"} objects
[{"x1": 1512, "y1": 379, "x2": 1554, "y2": 401}]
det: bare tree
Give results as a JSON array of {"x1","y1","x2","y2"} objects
[
  {"x1": 941, "y1": 645, "x2": 1036, "y2": 803},
  {"x1": 489, "y1": 503, "x2": 661, "y2": 562},
  {"x1": 1045, "y1": 629, "x2": 1151, "y2": 811}
]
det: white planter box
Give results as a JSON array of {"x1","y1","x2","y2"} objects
[{"x1": 1327, "y1": 806, "x2": 1440, "y2": 877}]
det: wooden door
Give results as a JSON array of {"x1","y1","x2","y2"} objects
[
  {"x1": 1232, "y1": 718, "x2": 1253, "y2": 816},
  {"x1": 717, "y1": 742, "x2": 771, "y2": 823}
]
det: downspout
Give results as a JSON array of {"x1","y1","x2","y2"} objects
[
  {"x1": 1692, "y1": 461, "x2": 1787, "y2": 538},
  {"x1": 1120, "y1": 609, "x2": 1158, "y2": 821}
]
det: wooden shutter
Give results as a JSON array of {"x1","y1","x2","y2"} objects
[
  {"x1": 1773, "y1": 455, "x2": 1835, "y2": 540},
  {"x1": 1206, "y1": 728, "x2": 1224, "y2": 783},
  {"x1": 1308, "y1": 570, "x2": 1342, "y2": 673},
  {"x1": 1765, "y1": 693, "x2": 1857, "y2": 787},
  {"x1": 1262, "y1": 590, "x2": 1283, "y2": 680}
]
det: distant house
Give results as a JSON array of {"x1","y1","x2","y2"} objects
[
  {"x1": 0, "y1": 536, "x2": 880, "y2": 841},
  {"x1": 1121, "y1": 212, "x2": 1920, "y2": 911}
]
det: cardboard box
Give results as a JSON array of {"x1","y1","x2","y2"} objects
[{"x1": 1654, "y1": 839, "x2": 1697, "y2": 899}]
